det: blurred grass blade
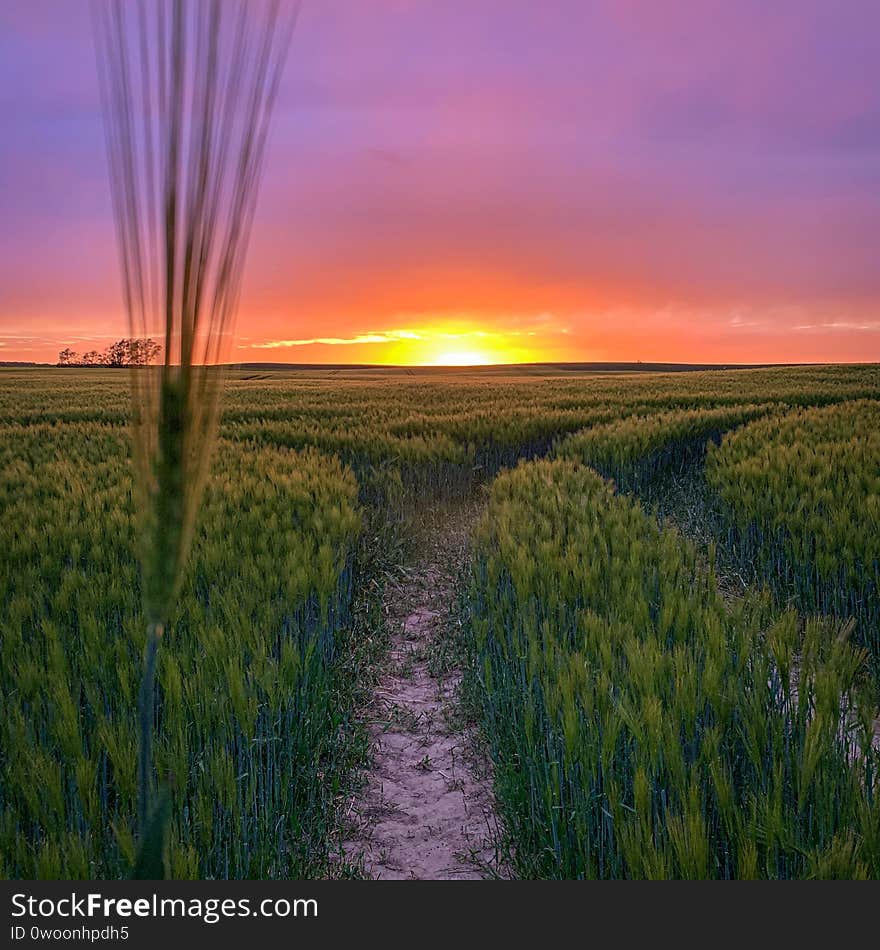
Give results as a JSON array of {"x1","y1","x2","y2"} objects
[
  {"x1": 93, "y1": 0, "x2": 299, "y2": 852},
  {"x1": 132, "y1": 784, "x2": 171, "y2": 880}
]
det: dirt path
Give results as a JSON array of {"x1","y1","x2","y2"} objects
[{"x1": 342, "y1": 499, "x2": 502, "y2": 879}]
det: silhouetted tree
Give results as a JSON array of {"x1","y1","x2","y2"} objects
[
  {"x1": 57, "y1": 339, "x2": 161, "y2": 368},
  {"x1": 105, "y1": 339, "x2": 130, "y2": 367},
  {"x1": 129, "y1": 338, "x2": 162, "y2": 366}
]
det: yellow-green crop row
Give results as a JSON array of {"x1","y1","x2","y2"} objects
[
  {"x1": 555, "y1": 404, "x2": 774, "y2": 492},
  {"x1": 466, "y1": 458, "x2": 880, "y2": 878},
  {"x1": 3, "y1": 365, "x2": 877, "y2": 499},
  {"x1": 0, "y1": 424, "x2": 361, "y2": 878},
  {"x1": 706, "y1": 400, "x2": 880, "y2": 682}
]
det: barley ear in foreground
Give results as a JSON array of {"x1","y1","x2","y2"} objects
[{"x1": 93, "y1": 0, "x2": 297, "y2": 876}]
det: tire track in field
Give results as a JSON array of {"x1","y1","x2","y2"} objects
[{"x1": 342, "y1": 499, "x2": 503, "y2": 879}]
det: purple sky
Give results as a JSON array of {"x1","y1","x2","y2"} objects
[{"x1": 1, "y1": 0, "x2": 879, "y2": 363}]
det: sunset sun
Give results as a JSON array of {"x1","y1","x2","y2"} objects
[{"x1": 428, "y1": 349, "x2": 494, "y2": 366}]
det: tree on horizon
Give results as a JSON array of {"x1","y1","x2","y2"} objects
[{"x1": 57, "y1": 338, "x2": 161, "y2": 368}]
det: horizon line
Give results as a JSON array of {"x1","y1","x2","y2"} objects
[{"x1": 3, "y1": 359, "x2": 877, "y2": 372}]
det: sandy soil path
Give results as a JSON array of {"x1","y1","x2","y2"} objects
[{"x1": 342, "y1": 499, "x2": 502, "y2": 879}]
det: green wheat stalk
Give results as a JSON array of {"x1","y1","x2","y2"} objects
[{"x1": 93, "y1": 0, "x2": 297, "y2": 875}]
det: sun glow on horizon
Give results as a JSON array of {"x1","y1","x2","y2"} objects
[
  {"x1": 426, "y1": 349, "x2": 495, "y2": 366},
  {"x1": 238, "y1": 322, "x2": 547, "y2": 366}
]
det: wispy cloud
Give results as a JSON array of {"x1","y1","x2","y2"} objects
[
  {"x1": 250, "y1": 329, "x2": 424, "y2": 349},
  {"x1": 792, "y1": 321, "x2": 880, "y2": 332},
  {"x1": 367, "y1": 147, "x2": 409, "y2": 167},
  {"x1": 0, "y1": 331, "x2": 125, "y2": 343},
  {"x1": 728, "y1": 311, "x2": 766, "y2": 329},
  {"x1": 248, "y1": 326, "x2": 547, "y2": 349}
]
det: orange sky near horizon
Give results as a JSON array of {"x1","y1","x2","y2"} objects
[
  {"x1": 5, "y1": 282, "x2": 877, "y2": 369},
  {"x1": 1, "y1": 1, "x2": 879, "y2": 367}
]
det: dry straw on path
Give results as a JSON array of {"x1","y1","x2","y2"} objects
[{"x1": 93, "y1": 0, "x2": 297, "y2": 875}]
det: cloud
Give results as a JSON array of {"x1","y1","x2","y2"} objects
[
  {"x1": 250, "y1": 329, "x2": 424, "y2": 348},
  {"x1": 248, "y1": 322, "x2": 562, "y2": 349},
  {"x1": 367, "y1": 147, "x2": 410, "y2": 167},
  {"x1": 792, "y1": 321, "x2": 880, "y2": 332},
  {"x1": 729, "y1": 316, "x2": 765, "y2": 329}
]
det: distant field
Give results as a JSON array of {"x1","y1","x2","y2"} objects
[
  {"x1": 1, "y1": 364, "x2": 879, "y2": 878},
  {"x1": 230, "y1": 360, "x2": 792, "y2": 374}
]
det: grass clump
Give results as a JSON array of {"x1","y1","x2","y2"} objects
[
  {"x1": 465, "y1": 458, "x2": 880, "y2": 879},
  {"x1": 555, "y1": 404, "x2": 773, "y2": 494},
  {"x1": 0, "y1": 430, "x2": 362, "y2": 878},
  {"x1": 706, "y1": 401, "x2": 880, "y2": 686}
]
